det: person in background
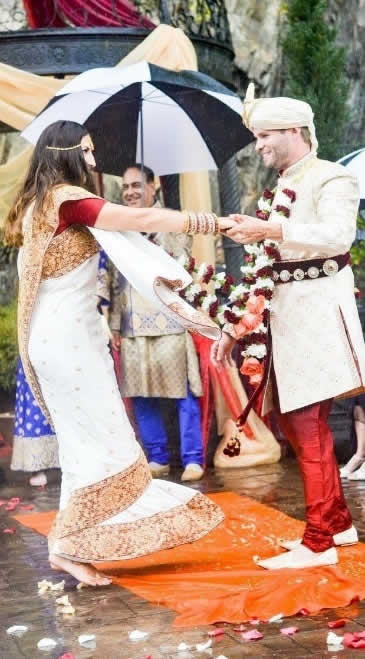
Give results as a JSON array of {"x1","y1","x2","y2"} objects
[{"x1": 109, "y1": 164, "x2": 205, "y2": 482}]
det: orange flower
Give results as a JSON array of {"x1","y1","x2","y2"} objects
[
  {"x1": 246, "y1": 294, "x2": 265, "y2": 315},
  {"x1": 240, "y1": 357, "x2": 264, "y2": 385},
  {"x1": 233, "y1": 313, "x2": 263, "y2": 339}
]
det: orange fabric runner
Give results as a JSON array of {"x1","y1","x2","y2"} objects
[{"x1": 14, "y1": 492, "x2": 365, "y2": 627}]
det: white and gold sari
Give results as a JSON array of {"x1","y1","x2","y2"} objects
[{"x1": 18, "y1": 185, "x2": 223, "y2": 561}]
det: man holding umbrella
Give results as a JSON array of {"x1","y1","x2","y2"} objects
[
  {"x1": 213, "y1": 85, "x2": 364, "y2": 570},
  {"x1": 109, "y1": 163, "x2": 205, "y2": 482}
]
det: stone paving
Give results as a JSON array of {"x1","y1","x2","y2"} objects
[{"x1": 2, "y1": 414, "x2": 365, "y2": 658}]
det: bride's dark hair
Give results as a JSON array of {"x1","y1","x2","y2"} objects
[{"x1": 3, "y1": 120, "x2": 96, "y2": 247}]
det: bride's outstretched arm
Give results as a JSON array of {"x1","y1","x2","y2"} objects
[{"x1": 94, "y1": 201, "x2": 234, "y2": 234}]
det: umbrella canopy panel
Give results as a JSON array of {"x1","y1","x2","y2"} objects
[
  {"x1": 338, "y1": 148, "x2": 365, "y2": 210},
  {"x1": 22, "y1": 62, "x2": 253, "y2": 176}
]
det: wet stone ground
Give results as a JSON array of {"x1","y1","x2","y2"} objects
[{"x1": 2, "y1": 413, "x2": 365, "y2": 658}]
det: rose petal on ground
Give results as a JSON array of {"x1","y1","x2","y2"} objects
[
  {"x1": 196, "y1": 639, "x2": 212, "y2": 651},
  {"x1": 59, "y1": 654, "x2": 75, "y2": 659},
  {"x1": 328, "y1": 619, "x2": 346, "y2": 629},
  {"x1": 6, "y1": 625, "x2": 28, "y2": 636},
  {"x1": 242, "y1": 630, "x2": 263, "y2": 641},
  {"x1": 344, "y1": 631, "x2": 365, "y2": 648},
  {"x1": 78, "y1": 634, "x2": 96, "y2": 646},
  {"x1": 3, "y1": 528, "x2": 16, "y2": 534},
  {"x1": 299, "y1": 608, "x2": 310, "y2": 616},
  {"x1": 344, "y1": 632, "x2": 365, "y2": 648},
  {"x1": 177, "y1": 642, "x2": 190, "y2": 651},
  {"x1": 37, "y1": 638, "x2": 57, "y2": 649},
  {"x1": 0, "y1": 499, "x2": 7, "y2": 506},
  {"x1": 207, "y1": 628, "x2": 225, "y2": 637},
  {"x1": 56, "y1": 595, "x2": 70, "y2": 607},
  {"x1": 129, "y1": 630, "x2": 149, "y2": 641},
  {"x1": 50, "y1": 580, "x2": 65, "y2": 591},
  {"x1": 268, "y1": 613, "x2": 283, "y2": 623},
  {"x1": 216, "y1": 656, "x2": 229, "y2": 659},
  {"x1": 250, "y1": 619, "x2": 260, "y2": 625},
  {"x1": 327, "y1": 631, "x2": 344, "y2": 646},
  {"x1": 280, "y1": 627, "x2": 298, "y2": 636}
]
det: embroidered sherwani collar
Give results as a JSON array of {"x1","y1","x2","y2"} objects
[{"x1": 280, "y1": 151, "x2": 317, "y2": 181}]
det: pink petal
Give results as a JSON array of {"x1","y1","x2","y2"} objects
[
  {"x1": 208, "y1": 628, "x2": 225, "y2": 637},
  {"x1": 280, "y1": 627, "x2": 298, "y2": 636},
  {"x1": 328, "y1": 619, "x2": 346, "y2": 629},
  {"x1": 242, "y1": 630, "x2": 263, "y2": 641},
  {"x1": 0, "y1": 500, "x2": 7, "y2": 506},
  {"x1": 250, "y1": 619, "x2": 260, "y2": 625},
  {"x1": 59, "y1": 654, "x2": 76, "y2": 659},
  {"x1": 3, "y1": 528, "x2": 16, "y2": 534},
  {"x1": 344, "y1": 632, "x2": 365, "y2": 648}
]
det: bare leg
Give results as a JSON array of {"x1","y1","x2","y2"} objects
[{"x1": 49, "y1": 554, "x2": 112, "y2": 586}]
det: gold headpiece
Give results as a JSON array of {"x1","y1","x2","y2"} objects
[{"x1": 46, "y1": 143, "x2": 82, "y2": 151}]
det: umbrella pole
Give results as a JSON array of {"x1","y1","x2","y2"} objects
[{"x1": 139, "y1": 99, "x2": 145, "y2": 207}]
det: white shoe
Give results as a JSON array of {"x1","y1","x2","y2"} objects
[
  {"x1": 279, "y1": 525, "x2": 358, "y2": 551},
  {"x1": 257, "y1": 544, "x2": 338, "y2": 570},
  {"x1": 348, "y1": 463, "x2": 365, "y2": 480},
  {"x1": 340, "y1": 456, "x2": 365, "y2": 478},
  {"x1": 181, "y1": 463, "x2": 204, "y2": 482},
  {"x1": 149, "y1": 462, "x2": 170, "y2": 477},
  {"x1": 29, "y1": 472, "x2": 47, "y2": 486}
]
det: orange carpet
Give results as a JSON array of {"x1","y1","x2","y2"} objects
[{"x1": 14, "y1": 492, "x2": 365, "y2": 627}]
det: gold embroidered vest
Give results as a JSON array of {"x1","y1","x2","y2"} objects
[{"x1": 18, "y1": 185, "x2": 100, "y2": 425}]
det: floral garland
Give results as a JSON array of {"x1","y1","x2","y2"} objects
[{"x1": 182, "y1": 185, "x2": 297, "y2": 387}]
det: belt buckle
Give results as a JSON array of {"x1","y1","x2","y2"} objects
[
  {"x1": 323, "y1": 259, "x2": 339, "y2": 276},
  {"x1": 293, "y1": 268, "x2": 305, "y2": 281},
  {"x1": 307, "y1": 266, "x2": 320, "y2": 279},
  {"x1": 279, "y1": 269, "x2": 291, "y2": 282}
]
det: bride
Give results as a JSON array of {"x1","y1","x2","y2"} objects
[{"x1": 4, "y1": 120, "x2": 232, "y2": 586}]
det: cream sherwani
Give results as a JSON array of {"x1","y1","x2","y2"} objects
[{"x1": 266, "y1": 152, "x2": 363, "y2": 414}]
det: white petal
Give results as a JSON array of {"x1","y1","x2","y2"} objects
[
  {"x1": 37, "y1": 638, "x2": 57, "y2": 649},
  {"x1": 268, "y1": 613, "x2": 283, "y2": 622},
  {"x1": 56, "y1": 595, "x2": 70, "y2": 606},
  {"x1": 6, "y1": 625, "x2": 28, "y2": 636},
  {"x1": 78, "y1": 634, "x2": 96, "y2": 645},
  {"x1": 128, "y1": 629, "x2": 149, "y2": 641},
  {"x1": 327, "y1": 631, "x2": 344, "y2": 645},
  {"x1": 178, "y1": 642, "x2": 191, "y2": 650},
  {"x1": 196, "y1": 639, "x2": 212, "y2": 651}
]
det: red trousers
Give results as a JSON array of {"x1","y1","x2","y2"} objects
[{"x1": 277, "y1": 399, "x2": 352, "y2": 552}]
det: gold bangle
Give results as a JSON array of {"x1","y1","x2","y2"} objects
[{"x1": 182, "y1": 210, "x2": 190, "y2": 233}]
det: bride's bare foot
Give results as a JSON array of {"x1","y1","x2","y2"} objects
[{"x1": 49, "y1": 554, "x2": 112, "y2": 586}]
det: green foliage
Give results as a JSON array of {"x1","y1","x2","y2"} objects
[
  {"x1": 281, "y1": 0, "x2": 350, "y2": 161},
  {"x1": 0, "y1": 299, "x2": 17, "y2": 392}
]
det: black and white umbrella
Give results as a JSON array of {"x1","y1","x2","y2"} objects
[
  {"x1": 22, "y1": 61, "x2": 253, "y2": 176},
  {"x1": 338, "y1": 148, "x2": 365, "y2": 211}
]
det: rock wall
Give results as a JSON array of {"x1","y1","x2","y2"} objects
[{"x1": 225, "y1": 0, "x2": 365, "y2": 211}]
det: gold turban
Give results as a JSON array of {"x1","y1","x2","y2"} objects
[{"x1": 242, "y1": 83, "x2": 318, "y2": 154}]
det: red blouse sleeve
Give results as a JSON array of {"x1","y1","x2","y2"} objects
[{"x1": 56, "y1": 197, "x2": 107, "y2": 235}]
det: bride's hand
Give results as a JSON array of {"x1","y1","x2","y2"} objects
[
  {"x1": 210, "y1": 332, "x2": 236, "y2": 368},
  {"x1": 218, "y1": 217, "x2": 236, "y2": 233}
]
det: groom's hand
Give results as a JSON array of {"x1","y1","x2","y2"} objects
[{"x1": 226, "y1": 214, "x2": 283, "y2": 244}]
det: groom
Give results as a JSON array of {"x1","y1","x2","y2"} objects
[{"x1": 212, "y1": 84, "x2": 363, "y2": 569}]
